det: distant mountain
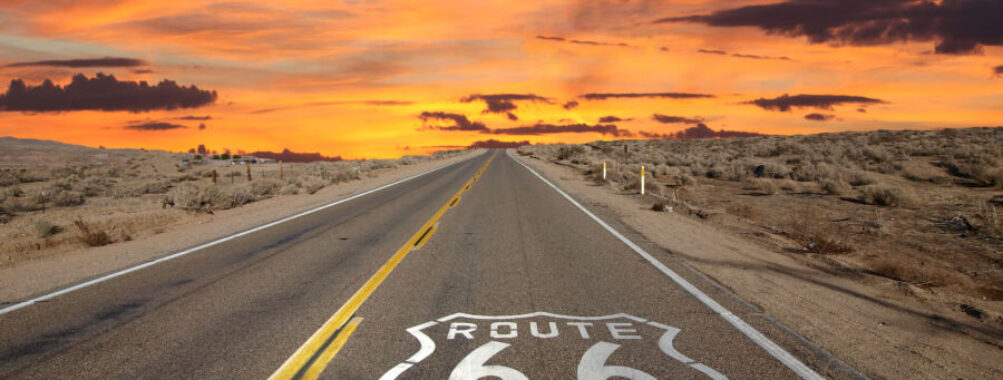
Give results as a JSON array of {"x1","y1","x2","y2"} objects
[{"x1": 247, "y1": 148, "x2": 343, "y2": 163}]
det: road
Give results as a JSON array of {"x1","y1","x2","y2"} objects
[{"x1": 0, "y1": 150, "x2": 851, "y2": 379}]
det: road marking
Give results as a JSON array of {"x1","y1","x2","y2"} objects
[
  {"x1": 414, "y1": 223, "x2": 439, "y2": 249},
  {"x1": 508, "y1": 151, "x2": 825, "y2": 380},
  {"x1": 269, "y1": 151, "x2": 497, "y2": 380},
  {"x1": 383, "y1": 312, "x2": 727, "y2": 380},
  {"x1": 301, "y1": 316, "x2": 363, "y2": 379},
  {"x1": 0, "y1": 151, "x2": 486, "y2": 316}
]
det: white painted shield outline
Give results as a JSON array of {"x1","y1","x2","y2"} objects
[{"x1": 379, "y1": 312, "x2": 728, "y2": 380}]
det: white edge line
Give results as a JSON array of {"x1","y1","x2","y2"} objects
[
  {"x1": 0, "y1": 151, "x2": 487, "y2": 316},
  {"x1": 507, "y1": 151, "x2": 825, "y2": 380}
]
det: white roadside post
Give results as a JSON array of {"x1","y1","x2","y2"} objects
[
  {"x1": 602, "y1": 161, "x2": 607, "y2": 181},
  {"x1": 640, "y1": 165, "x2": 645, "y2": 195}
]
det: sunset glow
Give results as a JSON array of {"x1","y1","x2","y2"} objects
[{"x1": 1, "y1": 0, "x2": 1001, "y2": 158}]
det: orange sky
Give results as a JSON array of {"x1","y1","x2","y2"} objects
[{"x1": 0, "y1": 0, "x2": 1001, "y2": 159}]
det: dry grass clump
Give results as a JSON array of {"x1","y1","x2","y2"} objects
[
  {"x1": 819, "y1": 179, "x2": 850, "y2": 195},
  {"x1": 74, "y1": 219, "x2": 111, "y2": 247},
  {"x1": 754, "y1": 179, "x2": 779, "y2": 195},
  {"x1": 34, "y1": 220, "x2": 62, "y2": 238},
  {"x1": 860, "y1": 184, "x2": 915, "y2": 207},
  {"x1": 165, "y1": 182, "x2": 227, "y2": 213}
]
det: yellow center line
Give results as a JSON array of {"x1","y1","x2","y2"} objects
[
  {"x1": 301, "y1": 317, "x2": 363, "y2": 379},
  {"x1": 268, "y1": 151, "x2": 497, "y2": 380}
]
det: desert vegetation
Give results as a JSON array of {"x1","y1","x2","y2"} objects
[
  {"x1": 0, "y1": 137, "x2": 462, "y2": 264},
  {"x1": 520, "y1": 127, "x2": 1003, "y2": 322}
]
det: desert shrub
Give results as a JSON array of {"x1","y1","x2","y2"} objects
[
  {"x1": 844, "y1": 170, "x2": 876, "y2": 186},
  {"x1": 4, "y1": 196, "x2": 42, "y2": 212},
  {"x1": 557, "y1": 145, "x2": 585, "y2": 160},
  {"x1": 228, "y1": 186, "x2": 254, "y2": 208},
  {"x1": 74, "y1": 219, "x2": 111, "y2": 247},
  {"x1": 726, "y1": 203, "x2": 760, "y2": 220},
  {"x1": 81, "y1": 177, "x2": 113, "y2": 196},
  {"x1": 397, "y1": 156, "x2": 418, "y2": 166},
  {"x1": 6, "y1": 186, "x2": 23, "y2": 197},
  {"x1": 0, "y1": 172, "x2": 16, "y2": 187},
  {"x1": 136, "y1": 179, "x2": 173, "y2": 194},
  {"x1": 34, "y1": 220, "x2": 61, "y2": 238},
  {"x1": 754, "y1": 179, "x2": 778, "y2": 195},
  {"x1": 860, "y1": 184, "x2": 915, "y2": 207},
  {"x1": 516, "y1": 146, "x2": 533, "y2": 156},
  {"x1": 298, "y1": 176, "x2": 326, "y2": 194},
  {"x1": 250, "y1": 179, "x2": 282, "y2": 197},
  {"x1": 819, "y1": 179, "x2": 850, "y2": 195},
  {"x1": 17, "y1": 170, "x2": 49, "y2": 183},
  {"x1": 53, "y1": 191, "x2": 85, "y2": 206},
  {"x1": 166, "y1": 182, "x2": 226, "y2": 213},
  {"x1": 367, "y1": 159, "x2": 398, "y2": 170},
  {"x1": 676, "y1": 173, "x2": 696, "y2": 186},
  {"x1": 280, "y1": 183, "x2": 300, "y2": 195},
  {"x1": 780, "y1": 179, "x2": 798, "y2": 191}
]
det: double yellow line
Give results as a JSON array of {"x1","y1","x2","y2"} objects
[{"x1": 268, "y1": 151, "x2": 497, "y2": 380}]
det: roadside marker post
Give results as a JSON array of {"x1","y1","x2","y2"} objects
[
  {"x1": 602, "y1": 161, "x2": 606, "y2": 181},
  {"x1": 641, "y1": 165, "x2": 645, "y2": 195}
]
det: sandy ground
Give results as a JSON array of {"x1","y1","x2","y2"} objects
[
  {"x1": 0, "y1": 150, "x2": 480, "y2": 304},
  {"x1": 511, "y1": 150, "x2": 1002, "y2": 380}
]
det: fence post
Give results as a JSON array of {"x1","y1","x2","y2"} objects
[
  {"x1": 279, "y1": 161, "x2": 283, "y2": 181},
  {"x1": 641, "y1": 165, "x2": 645, "y2": 195},
  {"x1": 246, "y1": 163, "x2": 252, "y2": 182},
  {"x1": 212, "y1": 169, "x2": 217, "y2": 184}
]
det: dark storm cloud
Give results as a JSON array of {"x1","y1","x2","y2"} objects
[
  {"x1": 489, "y1": 123, "x2": 632, "y2": 137},
  {"x1": 132, "y1": 69, "x2": 155, "y2": 74},
  {"x1": 656, "y1": 0, "x2": 1003, "y2": 55},
  {"x1": 125, "y1": 122, "x2": 187, "y2": 131},
  {"x1": 467, "y1": 139, "x2": 531, "y2": 149},
  {"x1": 0, "y1": 73, "x2": 217, "y2": 112},
  {"x1": 652, "y1": 114, "x2": 703, "y2": 124},
  {"x1": 580, "y1": 92, "x2": 714, "y2": 100},
  {"x1": 995, "y1": 65, "x2": 1003, "y2": 76},
  {"x1": 804, "y1": 113, "x2": 836, "y2": 121},
  {"x1": 640, "y1": 124, "x2": 764, "y2": 140},
  {"x1": 460, "y1": 93, "x2": 552, "y2": 116},
  {"x1": 562, "y1": 100, "x2": 579, "y2": 110},
  {"x1": 744, "y1": 94, "x2": 884, "y2": 112},
  {"x1": 419, "y1": 111, "x2": 488, "y2": 131},
  {"x1": 4, "y1": 57, "x2": 147, "y2": 68},
  {"x1": 535, "y1": 35, "x2": 631, "y2": 47}
]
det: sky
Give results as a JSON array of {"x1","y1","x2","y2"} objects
[{"x1": 0, "y1": 0, "x2": 1001, "y2": 159}]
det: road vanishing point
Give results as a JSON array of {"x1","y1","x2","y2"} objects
[{"x1": 0, "y1": 150, "x2": 857, "y2": 379}]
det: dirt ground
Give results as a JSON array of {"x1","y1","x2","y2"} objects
[
  {"x1": 511, "y1": 128, "x2": 1003, "y2": 380},
  {"x1": 0, "y1": 137, "x2": 477, "y2": 302}
]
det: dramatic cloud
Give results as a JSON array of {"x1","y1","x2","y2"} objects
[
  {"x1": 460, "y1": 93, "x2": 552, "y2": 119},
  {"x1": 995, "y1": 65, "x2": 1003, "y2": 76},
  {"x1": 247, "y1": 148, "x2": 343, "y2": 163},
  {"x1": 251, "y1": 100, "x2": 413, "y2": 114},
  {"x1": 0, "y1": 73, "x2": 217, "y2": 112},
  {"x1": 419, "y1": 111, "x2": 488, "y2": 131},
  {"x1": 125, "y1": 122, "x2": 186, "y2": 131},
  {"x1": 640, "y1": 124, "x2": 764, "y2": 140},
  {"x1": 657, "y1": 0, "x2": 1003, "y2": 55},
  {"x1": 580, "y1": 92, "x2": 714, "y2": 100},
  {"x1": 198, "y1": 122, "x2": 207, "y2": 130},
  {"x1": 697, "y1": 49, "x2": 791, "y2": 60},
  {"x1": 176, "y1": 115, "x2": 212, "y2": 121},
  {"x1": 562, "y1": 100, "x2": 579, "y2": 110},
  {"x1": 745, "y1": 94, "x2": 884, "y2": 112},
  {"x1": 4, "y1": 57, "x2": 147, "y2": 68},
  {"x1": 535, "y1": 35, "x2": 630, "y2": 47},
  {"x1": 599, "y1": 115, "x2": 632, "y2": 123},
  {"x1": 697, "y1": 49, "x2": 727, "y2": 55},
  {"x1": 652, "y1": 114, "x2": 703, "y2": 124},
  {"x1": 467, "y1": 139, "x2": 531, "y2": 149},
  {"x1": 489, "y1": 123, "x2": 631, "y2": 137},
  {"x1": 804, "y1": 113, "x2": 836, "y2": 121}
]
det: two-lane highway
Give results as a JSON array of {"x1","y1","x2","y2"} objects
[{"x1": 0, "y1": 150, "x2": 847, "y2": 379}]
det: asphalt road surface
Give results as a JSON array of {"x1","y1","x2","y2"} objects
[{"x1": 0, "y1": 150, "x2": 857, "y2": 379}]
